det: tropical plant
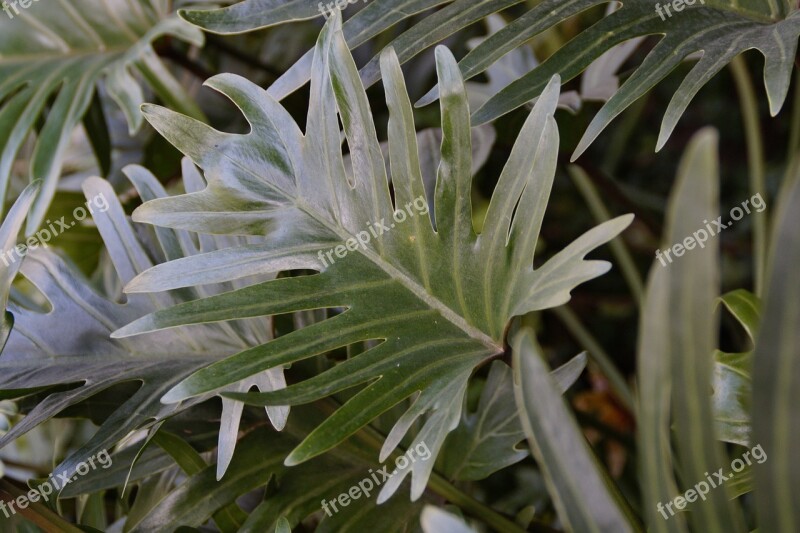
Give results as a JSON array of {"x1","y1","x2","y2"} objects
[
  {"x1": 0, "y1": 1, "x2": 797, "y2": 531},
  {"x1": 179, "y1": 0, "x2": 800, "y2": 156},
  {"x1": 0, "y1": 0, "x2": 204, "y2": 232}
]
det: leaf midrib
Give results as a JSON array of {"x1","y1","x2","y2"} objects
[{"x1": 215, "y1": 149, "x2": 501, "y2": 352}]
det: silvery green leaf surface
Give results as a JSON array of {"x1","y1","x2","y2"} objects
[
  {"x1": 461, "y1": 15, "x2": 582, "y2": 113},
  {"x1": 275, "y1": 517, "x2": 291, "y2": 533},
  {"x1": 0, "y1": 164, "x2": 286, "y2": 488},
  {"x1": 0, "y1": 181, "x2": 38, "y2": 350},
  {"x1": 752, "y1": 166, "x2": 800, "y2": 533},
  {"x1": 712, "y1": 350, "x2": 753, "y2": 447},
  {"x1": 719, "y1": 289, "x2": 761, "y2": 343},
  {"x1": 111, "y1": 14, "x2": 630, "y2": 502},
  {"x1": 468, "y1": 0, "x2": 799, "y2": 160},
  {"x1": 420, "y1": 506, "x2": 477, "y2": 533},
  {"x1": 638, "y1": 129, "x2": 744, "y2": 532},
  {"x1": 512, "y1": 329, "x2": 638, "y2": 532},
  {"x1": 712, "y1": 290, "x2": 760, "y2": 447},
  {"x1": 181, "y1": 0, "x2": 452, "y2": 100},
  {"x1": 665, "y1": 129, "x2": 745, "y2": 532},
  {"x1": 0, "y1": 0, "x2": 205, "y2": 233},
  {"x1": 440, "y1": 355, "x2": 586, "y2": 481},
  {"x1": 180, "y1": 0, "x2": 797, "y2": 158},
  {"x1": 638, "y1": 256, "x2": 688, "y2": 533},
  {"x1": 179, "y1": 0, "x2": 324, "y2": 33}
]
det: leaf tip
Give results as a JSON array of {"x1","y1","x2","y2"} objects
[
  {"x1": 161, "y1": 384, "x2": 188, "y2": 405},
  {"x1": 618, "y1": 212, "x2": 635, "y2": 229},
  {"x1": 284, "y1": 449, "x2": 304, "y2": 467}
]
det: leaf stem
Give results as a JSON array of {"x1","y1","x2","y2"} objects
[
  {"x1": 567, "y1": 165, "x2": 644, "y2": 304},
  {"x1": 785, "y1": 69, "x2": 800, "y2": 181},
  {"x1": 426, "y1": 475, "x2": 530, "y2": 533},
  {"x1": 730, "y1": 55, "x2": 767, "y2": 297},
  {"x1": 551, "y1": 305, "x2": 634, "y2": 411}
]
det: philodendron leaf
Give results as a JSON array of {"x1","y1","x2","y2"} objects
[
  {"x1": 129, "y1": 427, "x2": 294, "y2": 532},
  {"x1": 0, "y1": 163, "x2": 287, "y2": 488},
  {"x1": 639, "y1": 128, "x2": 744, "y2": 532},
  {"x1": 0, "y1": 0, "x2": 205, "y2": 233},
  {"x1": 317, "y1": 485, "x2": 426, "y2": 533},
  {"x1": 461, "y1": 15, "x2": 582, "y2": 113},
  {"x1": 712, "y1": 290, "x2": 760, "y2": 447},
  {"x1": 179, "y1": 0, "x2": 323, "y2": 33},
  {"x1": 420, "y1": 506, "x2": 477, "y2": 533},
  {"x1": 112, "y1": 14, "x2": 631, "y2": 502},
  {"x1": 711, "y1": 289, "x2": 761, "y2": 446},
  {"x1": 441, "y1": 355, "x2": 586, "y2": 481},
  {"x1": 637, "y1": 253, "x2": 688, "y2": 533},
  {"x1": 0, "y1": 479, "x2": 84, "y2": 533},
  {"x1": 276, "y1": 517, "x2": 291, "y2": 533},
  {"x1": 719, "y1": 289, "x2": 761, "y2": 342},
  {"x1": 512, "y1": 329, "x2": 637, "y2": 532},
  {"x1": 712, "y1": 350, "x2": 752, "y2": 447},
  {"x1": 182, "y1": 0, "x2": 451, "y2": 99},
  {"x1": 752, "y1": 166, "x2": 800, "y2": 533},
  {"x1": 0, "y1": 181, "x2": 39, "y2": 350},
  {"x1": 664, "y1": 129, "x2": 745, "y2": 532},
  {"x1": 182, "y1": 0, "x2": 799, "y2": 157},
  {"x1": 467, "y1": 0, "x2": 800, "y2": 158}
]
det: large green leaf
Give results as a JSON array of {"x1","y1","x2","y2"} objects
[
  {"x1": 664, "y1": 129, "x2": 744, "y2": 532},
  {"x1": 0, "y1": 181, "x2": 39, "y2": 350},
  {"x1": 129, "y1": 426, "x2": 294, "y2": 532},
  {"x1": 512, "y1": 329, "x2": 638, "y2": 532},
  {"x1": 420, "y1": 506, "x2": 477, "y2": 533},
  {"x1": 712, "y1": 289, "x2": 761, "y2": 447},
  {"x1": 637, "y1": 128, "x2": 744, "y2": 532},
  {"x1": 637, "y1": 256, "x2": 687, "y2": 533},
  {"x1": 440, "y1": 355, "x2": 586, "y2": 481},
  {"x1": 180, "y1": 0, "x2": 330, "y2": 33},
  {"x1": 712, "y1": 350, "x2": 753, "y2": 447},
  {"x1": 111, "y1": 14, "x2": 631, "y2": 501},
  {"x1": 0, "y1": 478, "x2": 84, "y2": 532},
  {"x1": 180, "y1": 0, "x2": 452, "y2": 100},
  {"x1": 0, "y1": 163, "x2": 287, "y2": 487},
  {"x1": 0, "y1": 0, "x2": 204, "y2": 233},
  {"x1": 467, "y1": 0, "x2": 799, "y2": 159},
  {"x1": 752, "y1": 166, "x2": 800, "y2": 532},
  {"x1": 181, "y1": 0, "x2": 799, "y2": 158}
]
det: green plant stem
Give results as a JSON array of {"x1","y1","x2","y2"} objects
[
  {"x1": 426, "y1": 475, "x2": 530, "y2": 533},
  {"x1": 0, "y1": 479, "x2": 83, "y2": 533},
  {"x1": 567, "y1": 165, "x2": 644, "y2": 304},
  {"x1": 355, "y1": 424, "x2": 529, "y2": 533},
  {"x1": 136, "y1": 53, "x2": 207, "y2": 123},
  {"x1": 785, "y1": 69, "x2": 800, "y2": 182},
  {"x1": 604, "y1": 94, "x2": 648, "y2": 175},
  {"x1": 552, "y1": 305, "x2": 634, "y2": 411},
  {"x1": 730, "y1": 55, "x2": 767, "y2": 297}
]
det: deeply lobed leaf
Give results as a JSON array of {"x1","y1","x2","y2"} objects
[
  {"x1": 0, "y1": 0, "x2": 204, "y2": 232},
  {"x1": 112, "y1": 14, "x2": 631, "y2": 501}
]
